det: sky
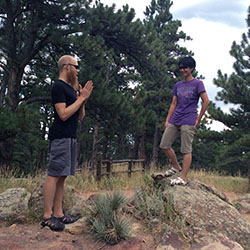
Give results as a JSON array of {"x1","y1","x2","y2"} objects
[{"x1": 100, "y1": 0, "x2": 249, "y2": 130}]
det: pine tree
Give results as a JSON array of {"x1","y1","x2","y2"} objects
[
  {"x1": 134, "y1": 0, "x2": 192, "y2": 166},
  {"x1": 208, "y1": 7, "x2": 250, "y2": 190}
]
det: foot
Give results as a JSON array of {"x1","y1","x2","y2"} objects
[
  {"x1": 41, "y1": 216, "x2": 65, "y2": 231},
  {"x1": 55, "y1": 214, "x2": 78, "y2": 224},
  {"x1": 165, "y1": 167, "x2": 182, "y2": 177},
  {"x1": 170, "y1": 177, "x2": 188, "y2": 186}
]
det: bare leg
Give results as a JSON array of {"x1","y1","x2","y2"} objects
[
  {"x1": 53, "y1": 176, "x2": 67, "y2": 218},
  {"x1": 43, "y1": 176, "x2": 60, "y2": 219},
  {"x1": 180, "y1": 153, "x2": 192, "y2": 182},
  {"x1": 163, "y1": 148, "x2": 182, "y2": 170}
]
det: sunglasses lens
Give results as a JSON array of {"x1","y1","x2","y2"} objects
[{"x1": 179, "y1": 65, "x2": 188, "y2": 70}]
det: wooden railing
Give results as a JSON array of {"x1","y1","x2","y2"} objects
[{"x1": 96, "y1": 158, "x2": 145, "y2": 182}]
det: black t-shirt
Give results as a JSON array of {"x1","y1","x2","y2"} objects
[{"x1": 48, "y1": 80, "x2": 79, "y2": 140}]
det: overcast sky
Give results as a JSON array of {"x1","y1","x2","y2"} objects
[{"x1": 100, "y1": 0, "x2": 249, "y2": 129}]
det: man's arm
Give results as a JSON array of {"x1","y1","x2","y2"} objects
[
  {"x1": 55, "y1": 80, "x2": 93, "y2": 121},
  {"x1": 164, "y1": 95, "x2": 177, "y2": 129},
  {"x1": 195, "y1": 91, "x2": 210, "y2": 128}
]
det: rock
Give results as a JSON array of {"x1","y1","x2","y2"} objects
[
  {"x1": 156, "y1": 231, "x2": 189, "y2": 249},
  {"x1": 66, "y1": 192, "x2": 88, "y2": 217},
  {"x1": 191, "y1": 229, "x2": 244, "y2": 250},
  {"x1": 233, "y1": 193, "x2": 250, "y2": 214},
  {"x1": 64, "y1": 217, "x2": 88, "y2": 235},
  {"x1": 28, "y1": 177, "x2": 46, "y2": 217},
  {"x1": 161, "y1": 179, "x2": 250, "y2": 249},
  {"x1": 0, "y1": 188, "x2": 31, "y2": 220}
]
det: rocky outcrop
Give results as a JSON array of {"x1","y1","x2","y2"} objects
[{"x1": 155, "y1": 178, "x2": 250, "y2": 249}]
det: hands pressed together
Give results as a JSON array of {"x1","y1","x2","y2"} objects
[{"x1": 77, "y1": 80, "x2": 93, "y2": 104}]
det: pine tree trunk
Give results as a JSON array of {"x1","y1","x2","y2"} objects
[
  {"x1": 0, "y1": 66, "x2": 24, "y2": 167},
  {"x1": 139, "y1": 133, "x2": 147, "y2": 168},
  {"x1": 90, "y1": 122, "x2": 99, "y2": 170},
  {"x1": 152, "y1": 124, "x2": 159, "y2": 169},
  {"x1": 132, "y1": 135, "x2": 140, "y2": 159},
  {"x1": 248, "y1": 159, "x2": 250, "y2": 193},
  {"x1": 117, "y1": 136, "x2": 124, "y2": 159}
]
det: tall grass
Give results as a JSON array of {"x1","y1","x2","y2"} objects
[
  {"x1": 188, "y1": 169, "x2": 248, "y2": 193},
  {"x1": 0, "y1": 166, "x2": 248, "y2": 194}
]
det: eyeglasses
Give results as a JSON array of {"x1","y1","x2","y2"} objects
[{"x1": 63, "y1": 63, "x2": 80, "y2": 70}]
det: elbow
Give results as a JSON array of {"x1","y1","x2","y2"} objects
[{"x1": 59, "y1": 114, "x2": 68, "y2": 122}]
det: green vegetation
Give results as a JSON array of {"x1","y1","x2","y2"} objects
[{"x1": 86, "y1": 191, "x2": 131, "y2": 245}]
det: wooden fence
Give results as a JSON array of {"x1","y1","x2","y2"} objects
[{"x1": 96, "y1": 158, "x2": 145, "y2": 182}]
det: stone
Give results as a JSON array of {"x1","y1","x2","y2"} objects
[
  {"x1": 233, "y1": 193, "x2": 250, "y2": 214},
  {"x1": 0, "y1": 188, "x2": 31, "y2": 220},
  {"x1": 161, "y1": 179, "x2": 250, "y2": 249}
]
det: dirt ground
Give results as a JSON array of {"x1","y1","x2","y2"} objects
[
  {"x1": 0, "y1": 191, "x2": 248, "y2": 250},
  {"x1": 0, "y1": 189, "x2": 157, "y2": 250},
  {"x1": 0, "y1": 221, "x2": 157, "y2": 250}
]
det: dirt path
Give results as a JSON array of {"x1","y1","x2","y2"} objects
[{"x1": 0, "y1": 221, "x2": 157, "y2": 250}]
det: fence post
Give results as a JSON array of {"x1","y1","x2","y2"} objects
[
  {"x1": 96, "y1": 156, "x2": 102, "y2": 182},
  {"x1": 142, "y1": 160, "x2": 146, "y2": 172},
  {"x1": 106, "y1": 157, "x2": 112, "y2": 178},
  {"x1": 128, "y1": 160, "x2": 132, "y2": 178}
]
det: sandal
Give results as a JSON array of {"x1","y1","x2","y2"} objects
[
  {"x1": 170, "y1": 177, "x2": 188, "y2": 186},
  {"x1": 41, "y1": 216, "x2": 65, "y2": 231},
  {"x1": 56, "y1": 214, "x2": 78, "y2": 224},
  {"x1": 165, "y1": 167, "x2": 182, "y2": 177}
]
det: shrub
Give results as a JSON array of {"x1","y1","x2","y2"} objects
[{"x1": 86, "y1": 191, "x2": 131, "y2": 245}]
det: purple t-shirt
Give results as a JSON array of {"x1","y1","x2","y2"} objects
[{"x1": 169, "y1": 78, "x2": 206, "y2": 126}]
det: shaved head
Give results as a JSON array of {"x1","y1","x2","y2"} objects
[{"x1": 58, "y1": 55, "x2": 77, "y2": 72}]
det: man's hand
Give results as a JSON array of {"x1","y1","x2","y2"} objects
[{"x1": 78, "y1": 80, "x2": 93, "y2": 103}]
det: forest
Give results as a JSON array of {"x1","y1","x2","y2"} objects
[{"x1": 0, "y1": 0, "x2": 249, "y2": 187}]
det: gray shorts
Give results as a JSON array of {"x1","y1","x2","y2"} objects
[
  {"x1": 160, "y1": 123, "x2": 197, "y2": 154},
  {"x1": 48, "y1": 138, "x2": 77, "y2": 176}
]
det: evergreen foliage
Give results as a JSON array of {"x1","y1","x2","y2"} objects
[
  {"x1": 208, "y1": 7, "x2": 250, "y2": 181},
  {"x1": 1, "y1": 0, "x2": 247, "y2": 177}
]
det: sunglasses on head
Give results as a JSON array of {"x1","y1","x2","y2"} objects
[{"x1": 63, "y1": 63, "x2": 80, "y2": 70}]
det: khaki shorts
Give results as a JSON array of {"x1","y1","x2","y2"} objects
[{"x1": 160, "y1": 123, "x2": 197, "y2": 154}]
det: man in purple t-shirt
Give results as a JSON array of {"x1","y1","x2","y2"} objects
[{"x1": 160, "y1": 56, "x2": 209, "y2": 185}]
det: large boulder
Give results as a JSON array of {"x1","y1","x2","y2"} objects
[
  {"x1": 28, "y1": 176, "x2": 46, "y2": 217},
  {"x1": 159, "y1": 179, "x2": 250, "y2": 249},
  {"x1": 0, "y1": 188, "x2": 31, "y2": 220}
]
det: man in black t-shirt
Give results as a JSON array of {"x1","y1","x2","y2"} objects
[{"x1": 41, "y1": 55, "x2": 93, "y2": 231}]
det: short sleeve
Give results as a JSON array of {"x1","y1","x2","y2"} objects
[
  {"x1": 52, "y1": 82, "x2": 66, "y2": 104},
  {"x1": 197, "y1": 80, "x2": 206, "y2": 94},
  {"x1": 171, "y1": 83, "x2": 178, "y2": 96}
]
